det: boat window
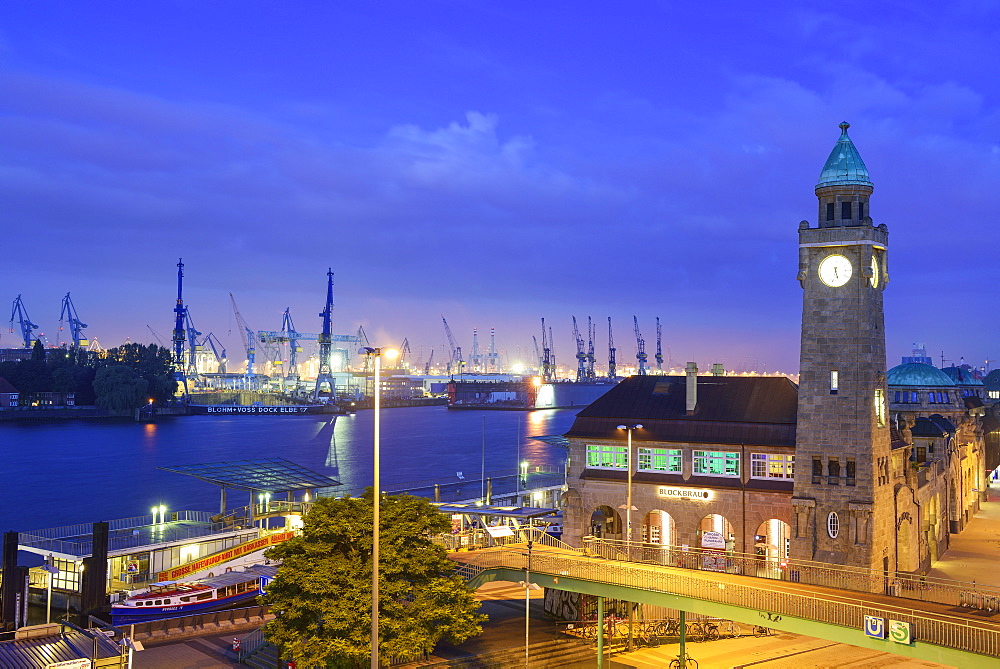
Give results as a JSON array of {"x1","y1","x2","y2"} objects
[
  {"x1": 154, "y1": 600, "x2": 162, "y2": 605},
  {"x1": 196, "y1": 592, "x2": 213, "y2": 601},
  {"x1": 180, "y1": 596, "x2": 191, "y2": 602}
]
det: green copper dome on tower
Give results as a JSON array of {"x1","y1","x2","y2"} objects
[{"x1": 816, "y1": 122, "x2": 873, "y2": 189}]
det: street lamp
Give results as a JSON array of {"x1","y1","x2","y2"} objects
[
  {"x1": 616, "y1": 424, "x2": 643, "y2": 548},
  {"x1": 359, "y1": 345, "x2": 398, "y2": 668},
  {"x1": 518, "y1": 541, "x2": 541, "y2": 667},
  {"x1": 41, "y1": 560, "x2": 59, "y2": 623}
]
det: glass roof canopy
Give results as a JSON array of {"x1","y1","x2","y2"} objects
[{"x1": 159, "y1": 457, "x2": 340, "y2": 493}]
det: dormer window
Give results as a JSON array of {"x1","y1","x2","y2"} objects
[
  {"x1": 826, "y1": 203, "x2": 835, "y2": 221},
  {"x1": 841, "y1": 202, "x2": 852, "y2": 220}
]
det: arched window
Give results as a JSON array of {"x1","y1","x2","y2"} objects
[{"x1": 827, "y1": 512, "x2": 840, "y2": 539}]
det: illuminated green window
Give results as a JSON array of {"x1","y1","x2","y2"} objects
[
  {"x1": 692, "y1": 450, "x2": 740, "y2": 477},
  {"x1": 637, "y1": 447, "x2": 682, "y2": 473},
  {"x1": 585, "y1": 444, "x2": 627, "y2": 469}
]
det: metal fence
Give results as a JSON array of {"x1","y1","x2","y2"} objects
[
  {"x1": 580, "y1": 537, "x2": 1000, "y2": 611},
  {"x1": 458, "y1": 546, "x2": 1000, "y2": 659},
  {"x1": 130, "y1": 604, "x2": 271, "y2": 643}
]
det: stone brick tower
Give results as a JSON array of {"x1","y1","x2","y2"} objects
[{"x1": 790, "y1": 122, "x2": 894, "y2": 577}]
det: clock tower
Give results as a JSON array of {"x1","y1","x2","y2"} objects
[{"x1": 790, "y1": 122, "x2": 894, "y2": 577}]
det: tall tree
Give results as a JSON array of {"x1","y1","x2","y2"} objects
[
  {"x1": 101, "y1": 343, "x2": 177, "y2": 402},
  {"x1": 93, "y1": 365, "x2": 149, "y2": 412},
  {"x1": 263, "y1": 492, "x2": 485, "y2": 667}
]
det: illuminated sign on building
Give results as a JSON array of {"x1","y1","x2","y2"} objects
[{"x1": 657, "y1": 487, "x2": 712, "y2": 500}]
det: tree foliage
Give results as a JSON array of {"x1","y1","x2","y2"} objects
[
  {"x1": 93, "y1": 365, "x2": 149, "y2": 412},
  {"x1": 263, "y1": 492, "x2": 486, "y2": 667},
  {"x1": 100, "y1": 343, "x2": 177, "y2": 402}
]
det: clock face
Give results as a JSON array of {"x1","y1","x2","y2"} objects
[
  {"x1": 818, "y1": 254, "x2": 853, "y2": 287},
  {"x1": 870, "y1": 255, "x2": 879, "y2": 288}
]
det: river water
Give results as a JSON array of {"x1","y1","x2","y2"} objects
[{"x1": 0, "y1": 406, "x2": 577, "y2": 533}]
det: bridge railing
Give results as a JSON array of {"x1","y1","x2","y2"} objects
[
  {"x1": 464, "y1": 546, "x2": 1000, "y2": 659},
  {"x1": 580, "y1": 537, "x2": 1000, "y2": 611},
  {"x1": 433, "y1": 526, "x2": 573, "y2": 552}
]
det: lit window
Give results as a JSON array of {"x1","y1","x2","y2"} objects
[
  {"x1": 830, "y1": 370, "x2": 839, "y2": 394},
  {"x1": 637, "y1": 447, "x2": 682, "y2": 473},
  {"x1": 827, "y1": 512, "x2": 840, "y2": 539},
  {"x1": 875, "y1": 389, "x2": 886, "y2": 427},
  {"x1": 585, "y1": 444, "x2": 628, "y2": 469},
  {"x1": 750, "y1": 453, "x2": 794, "y2": 479},
  {"x1": 693, "y1": 450, "x2": 740, "y2": 477}
]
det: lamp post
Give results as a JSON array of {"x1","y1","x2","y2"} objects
[
  {"x1": 616, "y1": 425, "x2": 642, "y2": 548},
  {"x1": 518, "y1": 541, "x2": 540, "y2": 667},
  {"x1": 359, "y1": 345, "x2": 398, "y2": 669},
  {"x1": 42, "y1": 559, "x2": 59, "y2": 623},
  {"x1": 616, "y1": 422, "x2": 642, "y2": 651}
]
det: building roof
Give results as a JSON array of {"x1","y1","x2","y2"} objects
[
  {"x1": 887, "y1": 363, "x2": 956, "y2": 387},
  {"x1": 566, "y1": 375, "x2": 798, "y2": 446},
  {"x1": 982, "y1": 369, "x2": 1000, "y2": 390},
  {"x1": 0, "y1": 629, "x2": 122, "y2": 668},
  {"x1": 817, "y1": 122, "x2": 873, "y2": 189},
  {"x1": 159, "y1": 458, "x2": 340, "y2": 493},
  {"x1": 940, "y1": 366, "x2": 984, "y2": 386}
]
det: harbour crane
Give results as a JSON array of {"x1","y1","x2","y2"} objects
[
  {"x1": 9, "y1": 295, "x2": 39, "y2": 349},
  {"x1": 541, "y1": 318, "x2": 554, "y2": 382},
  {"x1": 314, "y1": 269, "x2": 335, "y2": 399},
  {"x1": 608, "y1": 317, "x2": 617, "y2": 379},
  {"x1": 424, "y1": 348, "x2": 435, "y2": 375},
  {"x1": 572, "y1": 316, "x2": 587, "y2": 383},
  {"x1": 470, "y1": 328, "x2": 483, "y2": 372},
  {"x1": 172, "y1": 260, "x2": 189, "y2": 390},
  {"x1": 634, "y1": 316, "x2": 648, "y2": 376},
  {"x1": 201, "y1": 332, "x2": 228, "y2": 374},
  {"x1": 58, "y1": 293, "x2": 89, "y2": 348},
  {"x1": 441, "y1": 316, "x2": 464, "y2": 376},
  {"x1": 184, "y1": 310, "x2": 203, "y2": 377},
  {"x1": 398, "y1": 338, "x2": 411, "y2": 368},
  {"x1": 486, "y1": 328, "x2": 501, "y2": 373},
  {"x1": 586, "y1": 317, "x2": 597, "y2": 382},
  {"x1": 655, "y1": 316, "x2": 664, "y2": 373},
  {"x1": 532, "y1": 335, "x2": 542, "y2": 374},
  {"x1": 146, "y1": 325, "x2": 167, "y2": 347},
  {"x1": 229, "y1": 292, "x2": 258, "y2": 389}
]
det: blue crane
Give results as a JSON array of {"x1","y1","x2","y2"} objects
[
  {"x1": 171, "y1": 259, "x2": 190, "y2": 393},
  {"x1": 229, "y1": 292, "x2": 258, "y2": 389},
  {"x1": 184, "y1": 310, "x2": 203, "y2": 377},
  {"x1": 586, "y1": 317, "x2": 597, "y2": 381},
  {"x1": 201, "y1": 332, "x2": 227, "y2": 374},
  {"x1": 9, "y1": 295, "x2": 39, "y2": 349},
  {"x1": 314, "y1": 269, "x2": 335, "y2": 399},
  {"x1": 441, "y1": 316, "x2": 463, "y2": 377},
  {"x1": 58, "y1": 293, "x2": 89, "y2": 348},
  {"x1": 634, "y1": 316, "x2": 648, "y2": 376},
  {"x1": 572, "y1": 316, "x2": 587, "y2": 382},
  {"x1": 608, "y1": 317, "x2": 617, "y2": 379},
  {"x1": 655, "y1": 316, "x2": 664, "y2": 372}
]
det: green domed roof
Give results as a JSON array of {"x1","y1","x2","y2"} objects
[
  {"x1": 940, "y1": 366, "x2": 984, "y2": 386},
  {"x1": 887, "y1": 363, "x2": 956, "y2": 387},
  {"x1": 817, "y1": 122, "x2": 873, "y2": 189}
]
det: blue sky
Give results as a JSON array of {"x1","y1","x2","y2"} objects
[{"x1": 2, "y1": 1, "x2": 999, "y2": 374}]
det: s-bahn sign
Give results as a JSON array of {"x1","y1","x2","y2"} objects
[{"x1": 657, "y1": 487, "x2": 712, "y2": 500}]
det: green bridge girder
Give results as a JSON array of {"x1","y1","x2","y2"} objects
[{"x1": 464, "y1": 564, "x2": 1000, "y2": 668}]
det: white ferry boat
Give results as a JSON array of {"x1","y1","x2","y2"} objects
[{"x1": 111, "y1": 564, "x2": 277, "y2": 624}]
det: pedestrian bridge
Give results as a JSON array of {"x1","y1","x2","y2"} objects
[{"x1": 447, "y1": 535, "x2": 1000, "y2": 667}]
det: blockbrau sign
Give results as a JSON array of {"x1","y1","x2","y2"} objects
[
  {"x1": 157, "y1": 531, "x2": 294, "y2": 581},
  {"x1": 657, "y1": 487, "x2": 712, "y2": 500}
]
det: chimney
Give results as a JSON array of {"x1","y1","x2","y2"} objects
[{"x1": 686, "y1": 362, "x2": 698, "y2": 414}]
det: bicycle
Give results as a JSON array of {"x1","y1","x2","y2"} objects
[
  {"x1": 753, "y1": 625, "x2": 773, "y2": 637},
  {"x1": 668, "y1": 655, "x2": 699, "y2": 668},
  {"x1": 687, "y1": 621, "x2": 706, "y2": 642},
  {"x1": 701, "y1": 620, "x2": 721, "y2": 641},
  {"x1": 719, "y1": 620, "x2": 740, "y2": 638}
]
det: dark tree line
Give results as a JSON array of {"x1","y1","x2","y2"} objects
[{"x1": 0, "y1": 341, "x2": 177, "y2": 410}]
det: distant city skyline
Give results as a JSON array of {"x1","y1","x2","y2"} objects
[{"x1": 2, "y1": 2, "x2": 998, "y2": 373}]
